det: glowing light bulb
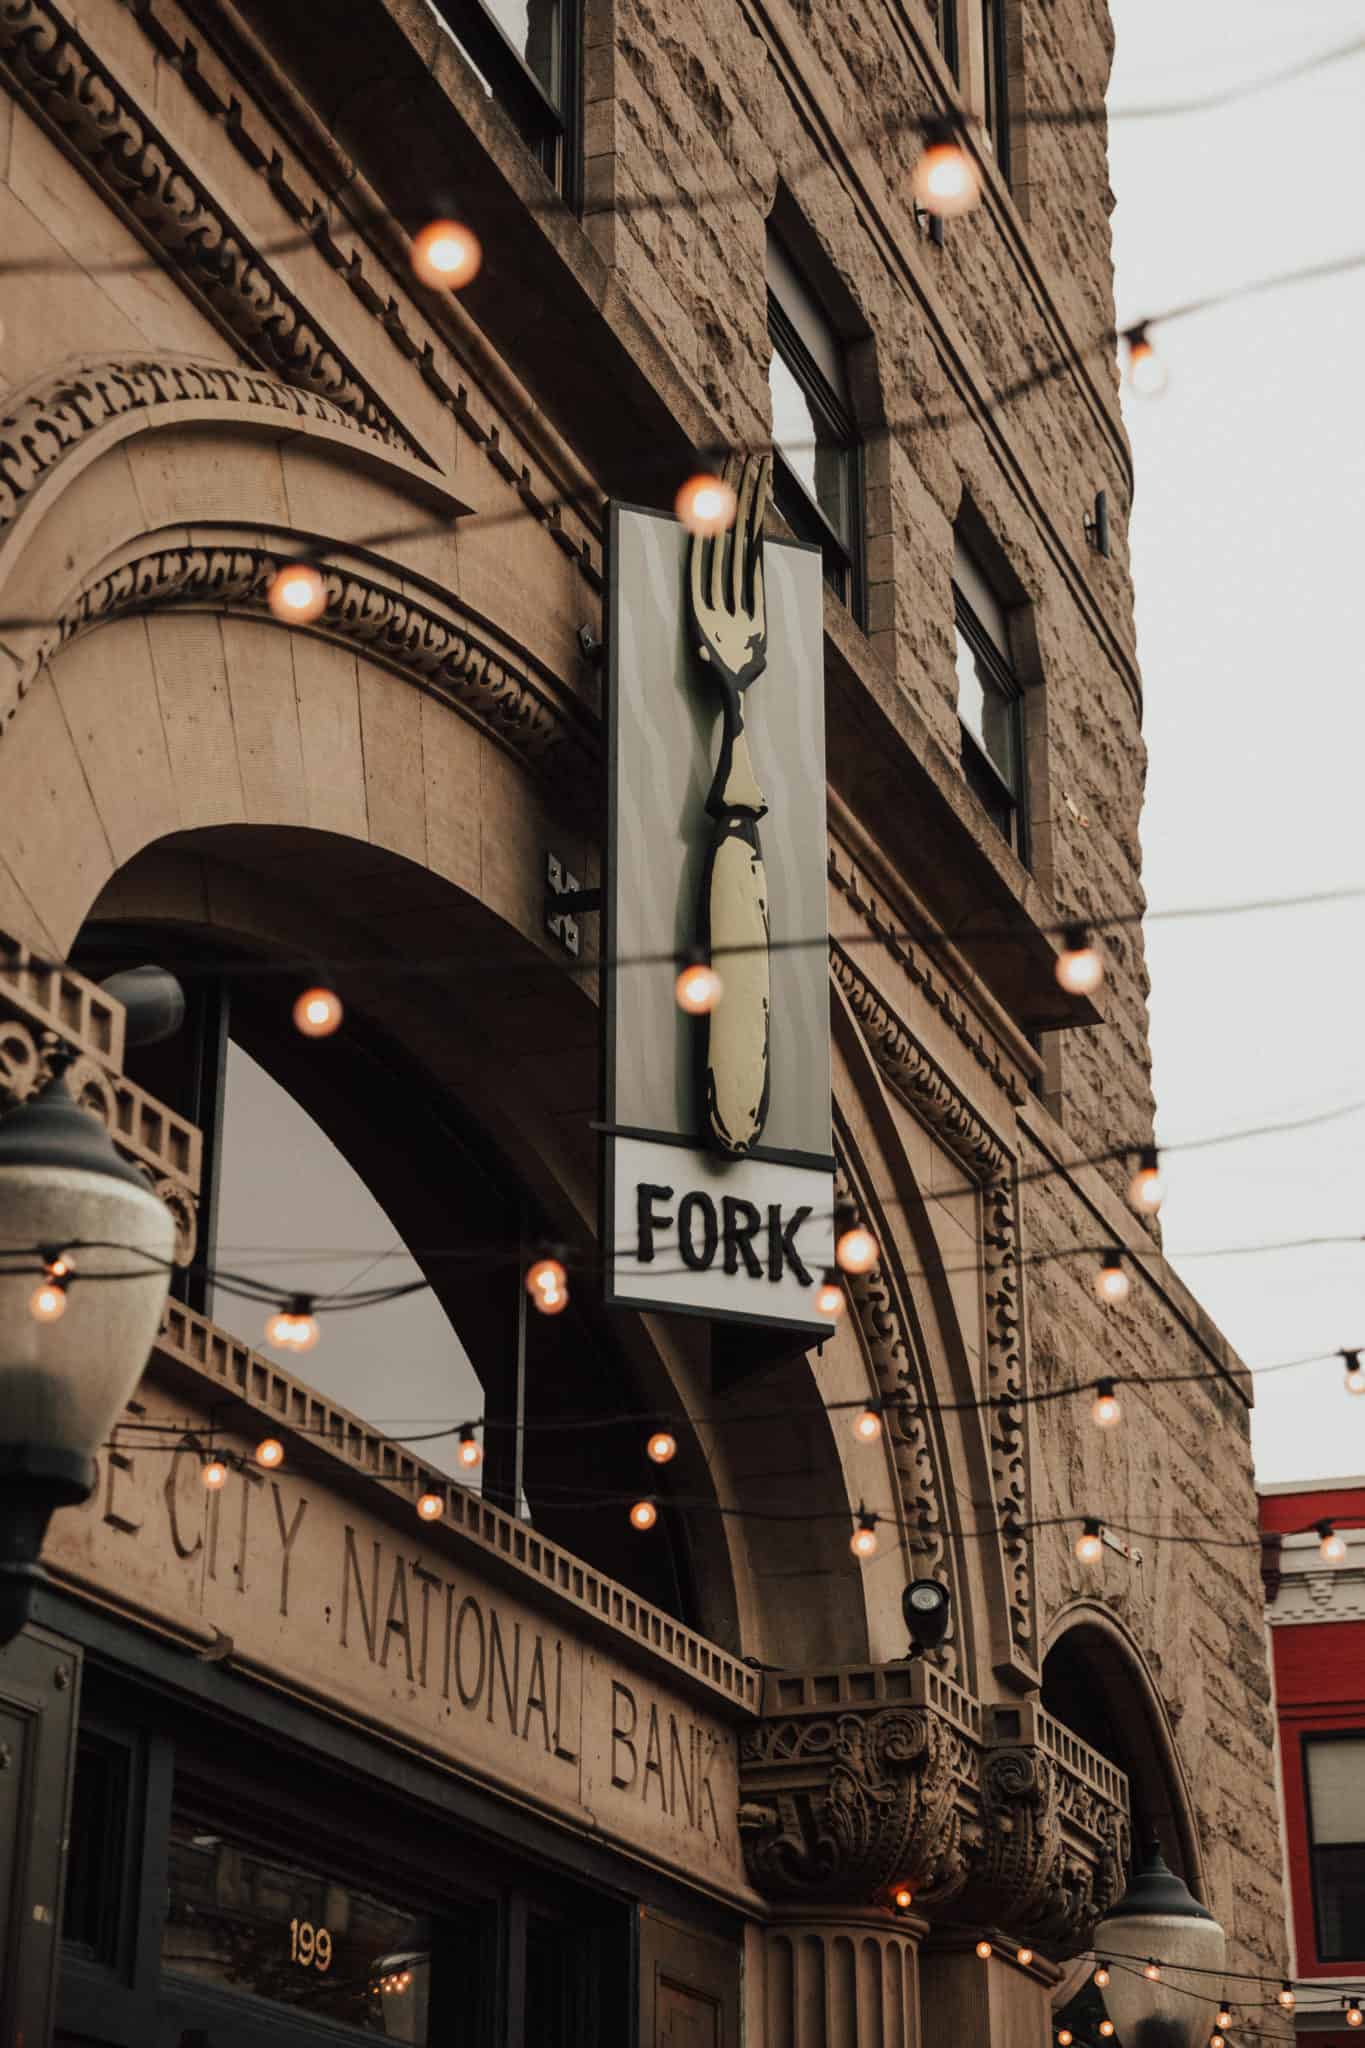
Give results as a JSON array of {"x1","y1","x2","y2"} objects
[
  {"x1": 1128, "y1": 1147, "x2": 1163, "y2": 1216},
  {"x1": 836, "y1": 1224, "x2": 878, "y2": 1275},
  {"x1": 29, "y1": 1279, "x2": 68, "y2": 1322},
  {"x1": 814, "y1": 1270, "x2": 847, "y2": 1319},
  {"x1": 293, "y1": 986, "x2": 343, "y2": 1037},
  {"x1": 675, "y1": 958, "x2": 723, "y2": 1015},
  {"x1": 255, "y1": 1438, "x2": 284, "y2": 1470},
  {"x1": 892, "y1": 1884, "x2": 914, "y2": 1911},
  {"x1": 1094, "y1": 1250, "x2": 1130, "y2": 1304},
  {"x1": 630, "y1": 1499, "x2": 658, "y2": 1531},
  {"x1": 43, "y1": 1250, "x2": 75, "y2": 1281},
  {"x1": 411, "y1": 219, "x2": 482, "y2": 291},
  {"x1": 1348, "y1": 2001, "x2": 1363, "y2": 2027},
  {"x1": 909, "y1": 128, "x2": 982, "y2": 217},
  {"x1": 1277, "y1": 1984, "x2": 1295, "y2": 2011},
  {"x1": 1124, "y1": 324, "x2": 1167, "y2": 397},
  {"x1": 1055, "y1": 925, "x2": 1104, "y2": 997},
  {"x1": 850, "y1": 1509, "x2": 879, "y2": 1560},
  {"x1": 1099, "y1": 2025, "x2": 1115, "y2": 2039},
  {"x1": 1016, "y1": 1948, "x2": 1034, "y2": 1968},
  {"x1": 1345, "y1": 1350, "x2": 1365, "y2": 1395},
  {"x1": 266, "y1": 1298, "x2": 320, "y2": 1352},
  {"x1": 976, "y1": 1941, "x2": 993, "y2": 1960},
  {"x1": 852, "y1": 1406, "x2": 882, "y2": 1444},
  {"x1": 1057, "y1": 2032, "x2": 1073, "y2": 2047},
  {"x1": 267, "y1": 562, "x2": 327, "y2": 624},
  {"x1": 674, "y1": 472, "x2": 738, "y2": 537},
  {"x1": 1210, "y1": 2035, "x2": 1225, "y2": 2048},
  {"x1": 202, "y1": 1457, "x2": 228, "y2": 1490},
  {"x1": 1093, "y1": 1966, "x2": 1111, "y2": 1989},
  {"x1": 417, "y1": 1489, "x2": 444, "y2": 1521},
  {"x1": 457, "y1": 1427, "x2": 483, "y2": 1470},
  {"x1": 1143, "y1": 1961, "x2": 1161, "y2": 1982},
  {"x1": 1216, "y1": 2006, "x2": 1232, "y2": 2031},
  {"x1": 1074, "y1": 1520, "x2": 1104, "y2": 1566},
  {"x1": 526, "y1": 1254, "x2": 567, "y2": 1300},
  {"x1": 1091, "y1": 1380, "x2": 1122, "y2": 1430},
  {"x1": 1318, "y1": 1524, "x2": 1347, "y2": 1566},
  {"x1": 647, "y1": 1431, "x2": 677, "y2": 1465}
]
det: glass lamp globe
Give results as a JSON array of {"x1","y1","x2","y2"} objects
[
  {"x1": 0, "y1": 1059, "x2": 174, "y2": 1643},
  {"x1": 1093, "y1": 1845, "x2": 1225, "y2": 2048}
]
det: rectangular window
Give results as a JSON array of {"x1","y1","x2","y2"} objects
[
  {"x1": 1306, "y1": 1735, "x2": 1365, "y2": 1961},
  {"x1": 767, "y1": 230, "x2": 865, "y2": 621},
  {"x1": 980, "y1": 0, "x2": 1010, "y2": 177},
  {"x1": 428, "y1": 0, "x2": 580, "y2": 199},
  {"x1": 953, "y1": 539, "x2": 1026, "y2": 857},
  {"x1": 928, "y1": 0, "x2": 960, "y2": 76}
]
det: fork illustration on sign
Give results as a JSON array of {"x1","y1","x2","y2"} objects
[{"x1": 685, "y1": 454, "x2": 773, "y2": 1156}]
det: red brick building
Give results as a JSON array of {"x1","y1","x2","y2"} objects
[{"x1": 1263, "y1": 1480, "x2": 1365, "y2": 2046}]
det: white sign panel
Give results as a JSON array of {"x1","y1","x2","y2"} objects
[{"x1": 604, "y1": 485, "x2": 834, "y2": 1334}]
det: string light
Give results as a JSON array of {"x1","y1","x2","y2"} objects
[
  {"x1": 1098, "y1": 2024, "x2": 1115, "y2": 2039},
  {"x1": 674, "y1": 473, "x2": 738, "y2": 537},
  {"x1": 42, "y1": 1249, "x2": 75, "y2": 1281},
  {"x1": 852, "y1": 1404, "x2": 883, "y2": 1443},
  {"x1": 1210, "y1": 2034, "x2": 1225, "y2": 2047},
  {"x1": 267, "y1": 563, "x2": 327, "y2": 624},
  {"x1": 909, "y1": 119, "x2": 982, "y2": 217},
  {"x1": 1093, "y1": 1966, "x2": 1111, "y2": 1989},
  {"x1": 1344, "y1": 1349, "x2": 1365, "y2": 1395},
  {"x1": 1055, "y1": 924, "x2": 1104, "y2": 997},
  {"x1": 1216, "y1": 2003, "x2": 1232, "y2": 2030},
  {"x1": 674, "y1": 955, "x2": 724, "y2": 1015},
  {"x1": 647, "y1": 1431, "x2": 677, "y2": 1465},
  {"x1": 1347, "y1": 2000, "x2": 1363, "y2": 2027},
  {"x1": 1016, "y1": 1947, "x2": 1034, "y2": 1968},
  {"x1": 526, "y1": 1253, "x2": 569, "y2": 1316},
  {"x1": 1277, "y1": 1983, "x2": 1296, "y2": 2011},
  {"x1": 201, "y1": 1455, "x2": 228, "y2": 1490},
  {"x1": 814, "y1": 1270, "x2": 847, "y2": 1319},
  {"x1": 1128, "y1": 1145, "x2": 1164, "y2": 1216},
  {"x1": 1075, "y1": 1519, "x2": 1104, "y2": 1565},
  {"x1": 1317, "y1": 1522, "x2": 1347, "y2": 1566},
  {"x1": 416, "y1": 1488, "x2": 444, "y2": 1521},
  {"x1": 976, "y1": 1940, "x2": 993, "y2": 1960},
  {"x1": 292, "y1": 986, "x2": 343, "y2": 1037},
  {"x1": 850, "y1": 1505, "x2": 879, "y2": 1559},
  {"x1": 1094, "y1": 1249, "x2": 1130, "y2": 1304},
  {"x1": 410, "y1": 219, "x2": 482, "y2": 291},
  {"x1": 1057, "y1": 2032, "x2": 1073, "y2": 2046},
  {"x1": 891, "y1": 1883, "x2": 915, "y2": 1912},
  {"x1": 1123, "y1": 322, "x2": 1168, "y2": 396},
  {"x1": 630, "y1": 1498, "x2": 658, "y2": 1531},
  {"x1": 1144, "y1": 1960, "x2": 1161, "y2": 1982},
  {"x1": 457, "y1": 1426, "x2": 483, "y2": 1470},
  {"x1": 265, "y1": 1296, "x2": 320, "y2": 1352},
  {"x1": 29, "y1": 1278, "x2": 68, "y2": 1322},
  {"x1": 835, "y1": 1223, "x2": 879, "y2": 1275},
  {"x1": 254, "y1": 1438, "x2": 284, "y2": 1469},
  {"x1": 1091, "y1": 1380, "x2": 1122, "y2": 1429}
]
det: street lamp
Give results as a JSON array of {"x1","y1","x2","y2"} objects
[
  {"x1": 1093, "y1": 1844, "x2": 1226, "y2": 2048},
  {"x1": 0, "y1": 1050, "x2": 174, "y2": 1645}
]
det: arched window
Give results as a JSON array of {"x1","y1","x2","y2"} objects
[{"x1": 73, "y1": 925, "x2": 696, "y2": 1623}]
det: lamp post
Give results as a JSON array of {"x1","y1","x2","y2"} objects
[
  {"x1": 1093, "y1": 1843, "x2": 1226, "y2": 2048},
  {"x1": 0, "y1": 1049, "x2": 174, "y2": 1645}
]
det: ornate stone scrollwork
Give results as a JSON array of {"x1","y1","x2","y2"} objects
[{"x1": 969, "y1": 1738, "x2": 1130, "y2": 1941}]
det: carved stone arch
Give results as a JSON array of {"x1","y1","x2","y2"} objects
[
  {"x1": 1041, "y1": 1600, "x2": 1208, "y2": 1901},
  {"x1": 830, "y1": 952, "x2": 1035, "y2": 1693}
]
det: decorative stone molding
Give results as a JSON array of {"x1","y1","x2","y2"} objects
[
  {"x1": 832, "y1": 948, "x2": 1035, "y2": 1658},
  {"x1": 24, "y1": 544, "x2": 595, "y2": 778},
  {"x1": 0, "y1": 4, "x2": 415, "y2": 455},
  {"x1": 0, "y1": 939, "x2": 201, "y2": 1261},
  {"x1": 739, "y1": 1664, "x2": 1130, "y2": 1944}
]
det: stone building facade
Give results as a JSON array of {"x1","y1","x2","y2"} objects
[{"x1": 0, "y1": 0, "x2": 1287, "y2": 2042}]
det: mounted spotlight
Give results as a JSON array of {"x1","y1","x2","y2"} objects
[{"x1": 902, "y1": 1578, "x2": 952, "y2": 1658}]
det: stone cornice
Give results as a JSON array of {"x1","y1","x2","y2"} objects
[
  {"x1": 0, "y1": 0, "x2": 419, "y2": 456},
  {"x1": 22, "y1": 543, "x2": 596, "y2": 780}
]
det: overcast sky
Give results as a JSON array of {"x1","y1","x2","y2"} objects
[{"x1": 1106, "y1": 0, "x2": 1365, "y2": 1486}]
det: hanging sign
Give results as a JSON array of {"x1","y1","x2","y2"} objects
[{"x1": 604, "y1": 463, "x2": 834, "y2": 1333}]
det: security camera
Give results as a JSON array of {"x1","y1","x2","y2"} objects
[{"x1": 902, "y1": 1579, "x2": 952, "y2": 1658}]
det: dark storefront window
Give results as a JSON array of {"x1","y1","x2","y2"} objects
[
  {"x1": 428, "y1": 0, "x2": 581, "y2": 201},
  {"x1": 1306, "y1": 1734, "x2": 1365, "y2": 1960}
]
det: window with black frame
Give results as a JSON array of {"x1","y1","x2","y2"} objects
[
  {"x1": 927, "y1": 0, "x2": 960, "y2": 76},
  {"x1": 980, "y1": 0, "x2": 1010, "y2": 177},
  {"x1": 952, "y1": 537, "x2": 1027, "y2": 857},
  {"x1": 428, "y1": 0, "x2": 580, "y2": 198},
  {"x1": 766, "y1": 230, "x2": 865, "y2": 620},
  {"x1": 1305, "y1": 1734, "x2": 1365, "y2": 1961}
]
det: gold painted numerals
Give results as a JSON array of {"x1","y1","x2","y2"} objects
[{"x1": 289, "y1": 1918, "x2": 333, "y2": 1971}]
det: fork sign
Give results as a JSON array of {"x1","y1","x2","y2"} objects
[{"x1": 686, "y1": 455, "x2": 773, "y2": 1157}]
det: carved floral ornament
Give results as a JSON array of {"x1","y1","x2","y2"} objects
[{"x1": 738, "y1": 1668, "x2": 1130, "y2": 1941}]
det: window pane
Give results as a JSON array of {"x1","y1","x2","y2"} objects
[
  {"x1": 162, "y1": 1813, "x2": 434, "y2": 2038},
  {"x1": 212, "y1": 1042, "x2": 486, "y2": 1486},
  {"x1": 480, "y1": 0, "x2": 561, "y2": 104},
  {"x1": 769, "y1": 349, "x2": 848, "y2": 543},
  {"x1": 62, "y1": 1734, "x2": 132, "y2": 1967},
  {"x1": 1314, "y1": 1843, "x2": 1365, "y2": 1960},
  {"x1": 955, "y1": 626, "x2": 1018, "y2": 793},
  {"x1": 1308, "y1": 1738, "x2": 1365, "y2": 1844}
]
